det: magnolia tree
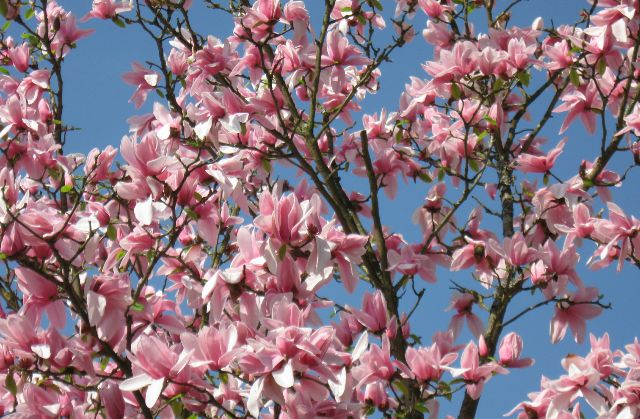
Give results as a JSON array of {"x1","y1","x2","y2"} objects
[{"x1": 1, "y1": 0, "x2": 640, "y2": 417}]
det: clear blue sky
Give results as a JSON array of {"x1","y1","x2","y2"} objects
[{"x1": 52, "y1": 1, "x2": 640, "y2": 417}]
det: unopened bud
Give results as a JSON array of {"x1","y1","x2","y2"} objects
[{"x1": 532, "y1": 17, "x2": 544, "y2": 31}]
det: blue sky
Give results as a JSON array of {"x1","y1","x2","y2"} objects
[{"x1": 35, "y1": 0, "x2": 640, "y2": 417}]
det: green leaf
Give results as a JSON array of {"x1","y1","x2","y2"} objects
[
  {"x1": 24, "y1": 7, "x2": 35, "y2": 19},
  {"x1": 483, "y1": 115, "x2": 497, "y2": 125},
  {"x1": 418, "y1": 172, "x2": 432, "y2": 183},
  {"x1": 184, "y1": 207, "x2": 200, "y2": 221},
  {"x1": 477, "y1": 130, "x2": 488, "y2": 141},
  {"x1": 100, "y1": 357, "x2": 109, "y2": 371},
  {"x1": 170, "y1": 399, "x2": 183, "y2": 416},
  {"x1": 278, "y1": 244, "x2": 287, "y2": 260},
  {"x1": 106, "y1": 224, "x2": 117, "y2": 241},
  {"x1": 0, "y1": 252, "x2": 6, "y2": 260},
  {"x1": 492, "y1": 78, "x2": 505, "y2": 93},
  {"x1": 516, "y1": 71, "x2": 530, "y2": 87},
  {"x1": 394, "y1": 380, "x2": 409, "y2": 395},
  {"x1": 597, "y1": 57, "x2": 606, "y2": 75},
  {"x1": 131, "y1": 302, "x2": 145, "y2": 312},
  {"x1": 219, "y1": 371, "x2": 228, "y2": 384},
  {"x1": 115, "y1": 249, "x2": 127, "y2": 261},
  {"x1": 414, "y1": 403, "x2": 430, "y2": 413},
  {"x1": 113, "y1": 17, "x2": 126, "y2": 28},
  {"x1": 5, "y1": 373, "x2": 16, "y2": 396},
  {"x1": 1, "y1": 20, "x2": 12, "y2": 32},
  {"x1": 543, "y1": 173, "x2": 549, "y2": 186},
  {"x1": 0, "y1": 67, "x2": 8, "y2": 75},
  {"x1": 469, "y1": 159, "x2": 480, "y2": 172},
  {"x1": 438, "y1": 168, "x2": 445, "y2": 182},
  {"x1": 0, "y1": 0, "x2": 7, "y2": 18},
  {"x1": 340, "y1": 6, "x2": 352, "y2": 13},
  {"x1": 168, "y1": 393, "x2": 184, "y2": 403},
  {"x1": 60, "y1": 184, "x2": 73, "y2": 193},
  {"x1": 450, "y1": 83, "x2": 461, "y2": 100},
  {"x1": 370, "y1": 0, "x2": 383, "y2": 10}
]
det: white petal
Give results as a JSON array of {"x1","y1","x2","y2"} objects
[
  {"x1": 220, "y1": 113, "x2": 249, "y2": 133},
  {"x1": 272, "y1": 360, "x2": 295, "y2": 388},
  {"x1": 41, "y1": 403, "x2": 61, "y2": 416},
  {"x1": 620, "y1": 6, "x2": 636, "y2": 19},
  {"x1": 145, "y1": 378, "x2": 164, "y2": 408},
  {"x1": 31, "y1": 343, "x2": 51, "y2": 359},
  {"x1": 119, "y1": 373, "x2": 154, "y2": 392},
  {"x1": 171, "y1": 349, "x2": 194, "y2": 376},
  {"x1": 87, "y1": 290, "x2": 107, "y2": 326},
  {"x1": 143, "y1": 73, "x2": 159, "y2": 87},
  {"x1": 194, "y1": 117, "x2": 212, "y2": 140},
  {"x1": 352, "y1": 331, "x2": 369, "y2": 362},
  {"x1": 247, "y1": 376, "x2": 264, "y2": 418},
  {"x1": 201, "y1": 273, "x2": 218, "y2": 300},
  {"x1": 221, "y1": 268, "x2": 243, "y2": 284},
  {"x1": 328, "y1": 367, "x2": 346, "y2": 398},
  {"x1": 134, "y1": 196, "x2": 154, "y2": 226},
  {"x1": 611, "y1": 19, "x2": 628, "y2": 43},
  {"x1": 227, "y1": 326, "x2": 238, "y2": 352}
]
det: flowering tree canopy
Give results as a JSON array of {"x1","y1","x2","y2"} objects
[{"x1": 1, "y1": 0, "x2": 640, "y2": 418}]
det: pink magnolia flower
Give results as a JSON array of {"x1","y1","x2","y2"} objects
[
  {"x1": 86, "y1": 273, "x2": 132, "y2": 342},
  {"x1": 119, "y1": 335, "x2": 193, "y2": 408},
  {"x1": 321, "y1": 30, "x2": 370, "y2": 88},
  {"x1": 254, "y1": 191, "x2": 322, "y2": 247},
  {"x1": 360, "y1": 380, "x2": 395, "y2": 410},
  {"x1": 450, "y1": 341, "x2": 508, "y2": 400},
  {"x1": 554, "y1": 82, "x2": 602, "y2": 134},
  {"x1": 498, "y1": 332, "x2": 534, "y2": 368},
  {"x1": 544, "y1": 40, "x2": 574, "y2": 70},
  {"x1": 5, "y1": 40, "x2": 30, "y2": 72},
  {"x1": 13, "y1": 383, "x2": 62, "y2": 417},
  {"x1": 122, "y1": 62, "x2": 160, "y2": 108},
  {"x1": 550, "y1": 287, "x2": 603, "y2": 344},
  {"x1": 387, "y1": 242, "x2": 437, "y2": 283},
  {"x1": 488, "y1": 232, "x2": 538, "y2": 267},
  {"x1": 349, "y1": 290, "x2": 391, "y2": 335},
  {"x1": 83, "y1": 0, "x2": 132, "y2": 20},
  {"x1": 323, "y1": 226, "x2": 368, "y2": 293},
  {"x1": 405, "y1": 344, "x2": 458, "y2": 382},
  {"x1": 118, "y1": 226, "x2": 155, "y2": 269},
  {"x1": 180, "y1": 324, "x2": 237, "y2": 371},
  {"x1": 556, "y1": 203, "x2": 595, "y2": 247},
  {"x1": 545, "y1": 356, "x2": 606, "y2": 419},
  {"x1": 15, "y1": 267, "x2": 66, "y2": 329},
  {"x1": 592, "y1": 202, "x2": 640, "y2": 271},
  {"x1": 516, "y1": 137, "x2": 568, "y2": 173},
  {"x1": 447, "y1": 292, "x2": 484, "y2": 339}
]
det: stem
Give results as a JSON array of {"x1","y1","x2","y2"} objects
[{"x1": 458, "y1": 164, "x2": 516, "y2": 419}]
